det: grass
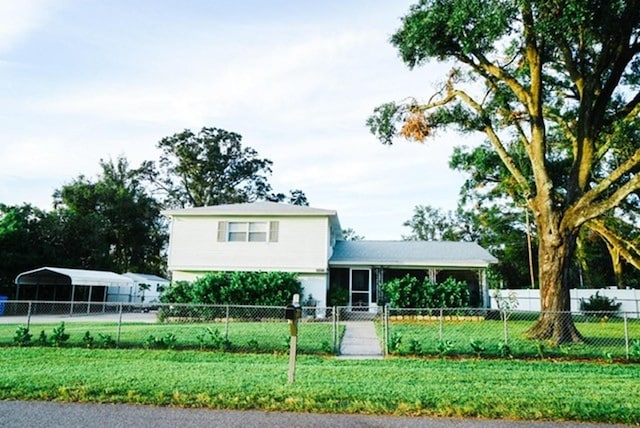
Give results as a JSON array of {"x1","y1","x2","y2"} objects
[
  {"x1": 0, "y1": 320, "x2": 340, "y2": 354},
  {"x1": 386, "y1": 316, "x2": 640, "y2": 360},
  {"x1": 2, "y1": 312, "x2": 639, "y2": 361},
  {"x1": 0, "y1": 347, "x2": 638, "y2": 424}
]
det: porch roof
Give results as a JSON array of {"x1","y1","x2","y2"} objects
[{"x1": 329, "y1": 241, "x2": 498, "y2": 268}]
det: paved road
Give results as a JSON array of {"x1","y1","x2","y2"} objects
[{"x1": 0, "y1": 401, "x2": 629, "y2": 428}]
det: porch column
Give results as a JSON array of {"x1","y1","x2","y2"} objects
[{"x1": 478, "y1": 269, "x2": 489, "y2": 308}]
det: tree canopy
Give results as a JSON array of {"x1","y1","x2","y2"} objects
[
  {"x1": 143, "y1": 127, "x2": 275, "y2": 208},
  {"x1": 369, "y1": 0, "x2": 640, "y2": 342}
]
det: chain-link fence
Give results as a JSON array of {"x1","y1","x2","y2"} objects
[
  {"x1": 0, "y1": 300, "x2": 638, "y2": 361},
  {"x1": 0, "y1": 300, "x2": 339, "y2": 354},
  {"x1": 384, "y1": 307, "x2": 640, "y2": 361}
]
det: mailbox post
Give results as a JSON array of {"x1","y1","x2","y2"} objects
[{"x1": 286, "y1": 293, "x2": 301, "y2": 384}]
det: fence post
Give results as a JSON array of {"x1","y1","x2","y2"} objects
[
  {"x1": 116, "y1": 303, "x2": 123, "y2": 347},
  {"x1": 384, "y1": 304, "x2": 390, "y2": 357},
  {"x1": 27, "y1": 301, "x2": 32, "y2": 329},
  {"x1": 439, "y1": 308, "x2": 443, "y2": 342},
  {"x1": 225, "y1": 305, "x2": 230, "y2": 341},
  {"x1": 332, "y1": 306, "x2": 337, "y2": 354},
  {"x1": 624, "y1": 313, "x2": 630, "y2": 361}
]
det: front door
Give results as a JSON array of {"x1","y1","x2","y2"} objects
[{"x1": 350, "y1": 268, "x2": 370, "y2": 310}]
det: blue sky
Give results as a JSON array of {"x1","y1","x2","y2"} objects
[{"x1": 0, "y1": 1, "x2": 474, "y2": 239}]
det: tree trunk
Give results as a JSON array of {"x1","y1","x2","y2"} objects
[{"x1": 526, "y1": 219, "x2": 584, "y2": 344}]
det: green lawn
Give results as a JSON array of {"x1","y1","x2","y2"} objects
[
  {"x1": 387, "y1": 316, "x2": 640, "y2": 360},
  {"x1": 2, "y1": 313, "x2": 639, "y2": 361},
  {"x1": 0, "y1": 347, "x2": 638, "y2": 424},
  {"x1": 0, "y1": 320, "x2": 340, "y2": 354}
]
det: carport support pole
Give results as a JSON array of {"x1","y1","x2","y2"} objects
[{"x1": 70, "y1": 285, "x2": 76, "y2": 316}]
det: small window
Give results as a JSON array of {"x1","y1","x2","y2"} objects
[
  {"x1": 228, "y1": 222, "x2": 247, "y2": 242},
  {"x1": 248, "y1": 222, "x2": 267, "y2": 242},
  {"x1": 226, "y1": 221, "x2": 270, "y2": 242}
]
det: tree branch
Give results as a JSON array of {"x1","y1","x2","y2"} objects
[{"x1": 587, "y1": 219, "x2": 640, "y2": 270}]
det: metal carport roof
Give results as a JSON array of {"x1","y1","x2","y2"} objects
[{"x1": 15, "y1": 267, "x2": 134, "y2": 287}]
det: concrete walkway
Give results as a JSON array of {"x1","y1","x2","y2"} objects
[{"x1": 338, "y1": 321, "x2": 383, "y2": 358}]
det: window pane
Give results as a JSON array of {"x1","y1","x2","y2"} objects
[
  {"x1": 249, "y1": 222, "x2": 267, "y2": 232},
  {"x1": 352, "y1": 270, "x2": 369, "y2": 291},
  {"x1": 248, "y1": 232, "x2": 267, "y2": 242},
  {"x1": 248, "y1": 222, "x2": 267, "y2": 241},
  {"x1": 228, "y1": 232, "x2": 247, "y2": 241},
  {"x1": 228, "y1": 222, "x2": 246, "y2": 232}
]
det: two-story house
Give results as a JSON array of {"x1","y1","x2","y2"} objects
[{"x1": 164, "y1": 202, "x2": 498, "y2": 308}]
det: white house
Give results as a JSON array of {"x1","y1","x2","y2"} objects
[{"x1": 163, "y1": 202, "x2": 498, "y2": 308}]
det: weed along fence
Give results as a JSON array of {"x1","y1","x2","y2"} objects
[{"x1": 0, "y1": 300, "x2": 639, "y2": 362}]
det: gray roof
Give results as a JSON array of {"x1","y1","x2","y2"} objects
[
  {"x1": 163, "y1": 201, "x2": 337, "y2": 217},
  {"x1": 329, "y1": 241, "x2": 498, "y2": 268},
  {"x1": 15, "y1": 267, "x2": 134, "y2": 286}
]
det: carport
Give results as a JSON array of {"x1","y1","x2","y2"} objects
[{"x1": 14, "y1": 267, "x2": 134, "y2": 311}]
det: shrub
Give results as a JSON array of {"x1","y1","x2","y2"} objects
[
  {"x1": 82, "y1": 331, "x2": 95, "y2": 348},
  {"x1": 145, "y1": 333, "x2": 177, "y2": 350},
  {"x1": 98, "y1": 333, "x2": 116, "y2": 349},
  {"x1": 196, "y1": 327, "x2": 231, "y2": 351},
  {"x1": 37, "y1": 330, "x2": 48, "y2": 346},
  {"x1": 381, "y1": 275, "x2": 470, "y2": 308},
  {"x1": 436, "y1": 340, "x2": 454, "y2": 358},
  {"x1": 470, "y1": 339, "x2": 485, "y2": 358},
  {"x1": 327, "y1": 286, "x2": 349, "y2": 307},
  {"x1": 498, "y1": 341, "x2": 513, "y2": 359},
  {"x1": 160, "y1": 271, "x2": 302, "y2": 306},
  {"x1": 580, "y1": 291, "x2": 622, "y2": 316},
  {"x1": 408, "y1": 338, "x2": 422, "y2": 355},
  {"x1": 50, "y1": 322, "x2": 70, "y2": 347},
  {"x1": 381, "y1": 275, "x2": 423, "y2": 308},
  {"x1": 13, "y1": 326, "x2": 32, "y2": 347},
  {"x1": 388, "y1": 332, "x2": 402, "y2": 354}
]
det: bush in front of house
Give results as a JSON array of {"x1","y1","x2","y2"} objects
[
  {"x1": 381, "y1": 274, "x2": 470, "y2": 308},
  {"x1": 160, "y1": 271, "x2": 302, "y2": 306}
]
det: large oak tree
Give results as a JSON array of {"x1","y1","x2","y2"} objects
[{"x1": 369, "y1": 0, "x2": 640, "y2": 342}]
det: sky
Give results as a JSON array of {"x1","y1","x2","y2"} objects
[{"x1": 0, "y1": 0, "x2": 477, "y2": 240}]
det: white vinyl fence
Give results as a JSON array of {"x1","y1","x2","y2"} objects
[{"x1": 490, "y1": 288, "x2": 640, "y2": 317}]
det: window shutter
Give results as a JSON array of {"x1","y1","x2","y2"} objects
[
  {"x1": 217, "y1": 221, "x2": 227, "y2": 242},
  {"x1": 269, "y1": 221, "x2": 279, "y2": 242}
]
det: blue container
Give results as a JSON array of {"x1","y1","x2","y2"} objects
[{"x1": 0, "y1": 295, "x2": 7, "y2": 315}]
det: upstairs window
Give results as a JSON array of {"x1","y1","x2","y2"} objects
[{"x1": 218, "y1": 221, "x2": 278, "y2": 242}]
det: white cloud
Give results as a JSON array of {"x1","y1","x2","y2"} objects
[{"x1": 0, "y1": 0, "x2": 52, "y2": 53}]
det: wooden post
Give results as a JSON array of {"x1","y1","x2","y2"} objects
[{"x1": 288, "y1": 293, "x2": 300, "y2": 384}]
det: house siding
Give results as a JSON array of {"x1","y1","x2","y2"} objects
[{"x1": 167, "y1": 215, "x2": 330, "y2": 274}]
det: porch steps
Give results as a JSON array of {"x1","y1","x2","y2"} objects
[{"x1": 337, "y1": 321, "x2": 383, "y2": 359}]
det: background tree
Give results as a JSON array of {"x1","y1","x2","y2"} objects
[
  {"x1": 144, "y1": 127, "x2": 275, "y2": 208},
  {"x1": 53, "y1": 156, "x2": 166, "y2": 274},
  {"x1": 369, "y1": 0, "x2": 640, "y2": 342},
  {"x1": 342, "y1": 228, "x2": 365, "y2": 241},
  {"x1": 0, "y1": 204, "x2": 50, "y2": 295},
  {"x1": 403, "y1": 204, "x2": 535, "y2": 288}
]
